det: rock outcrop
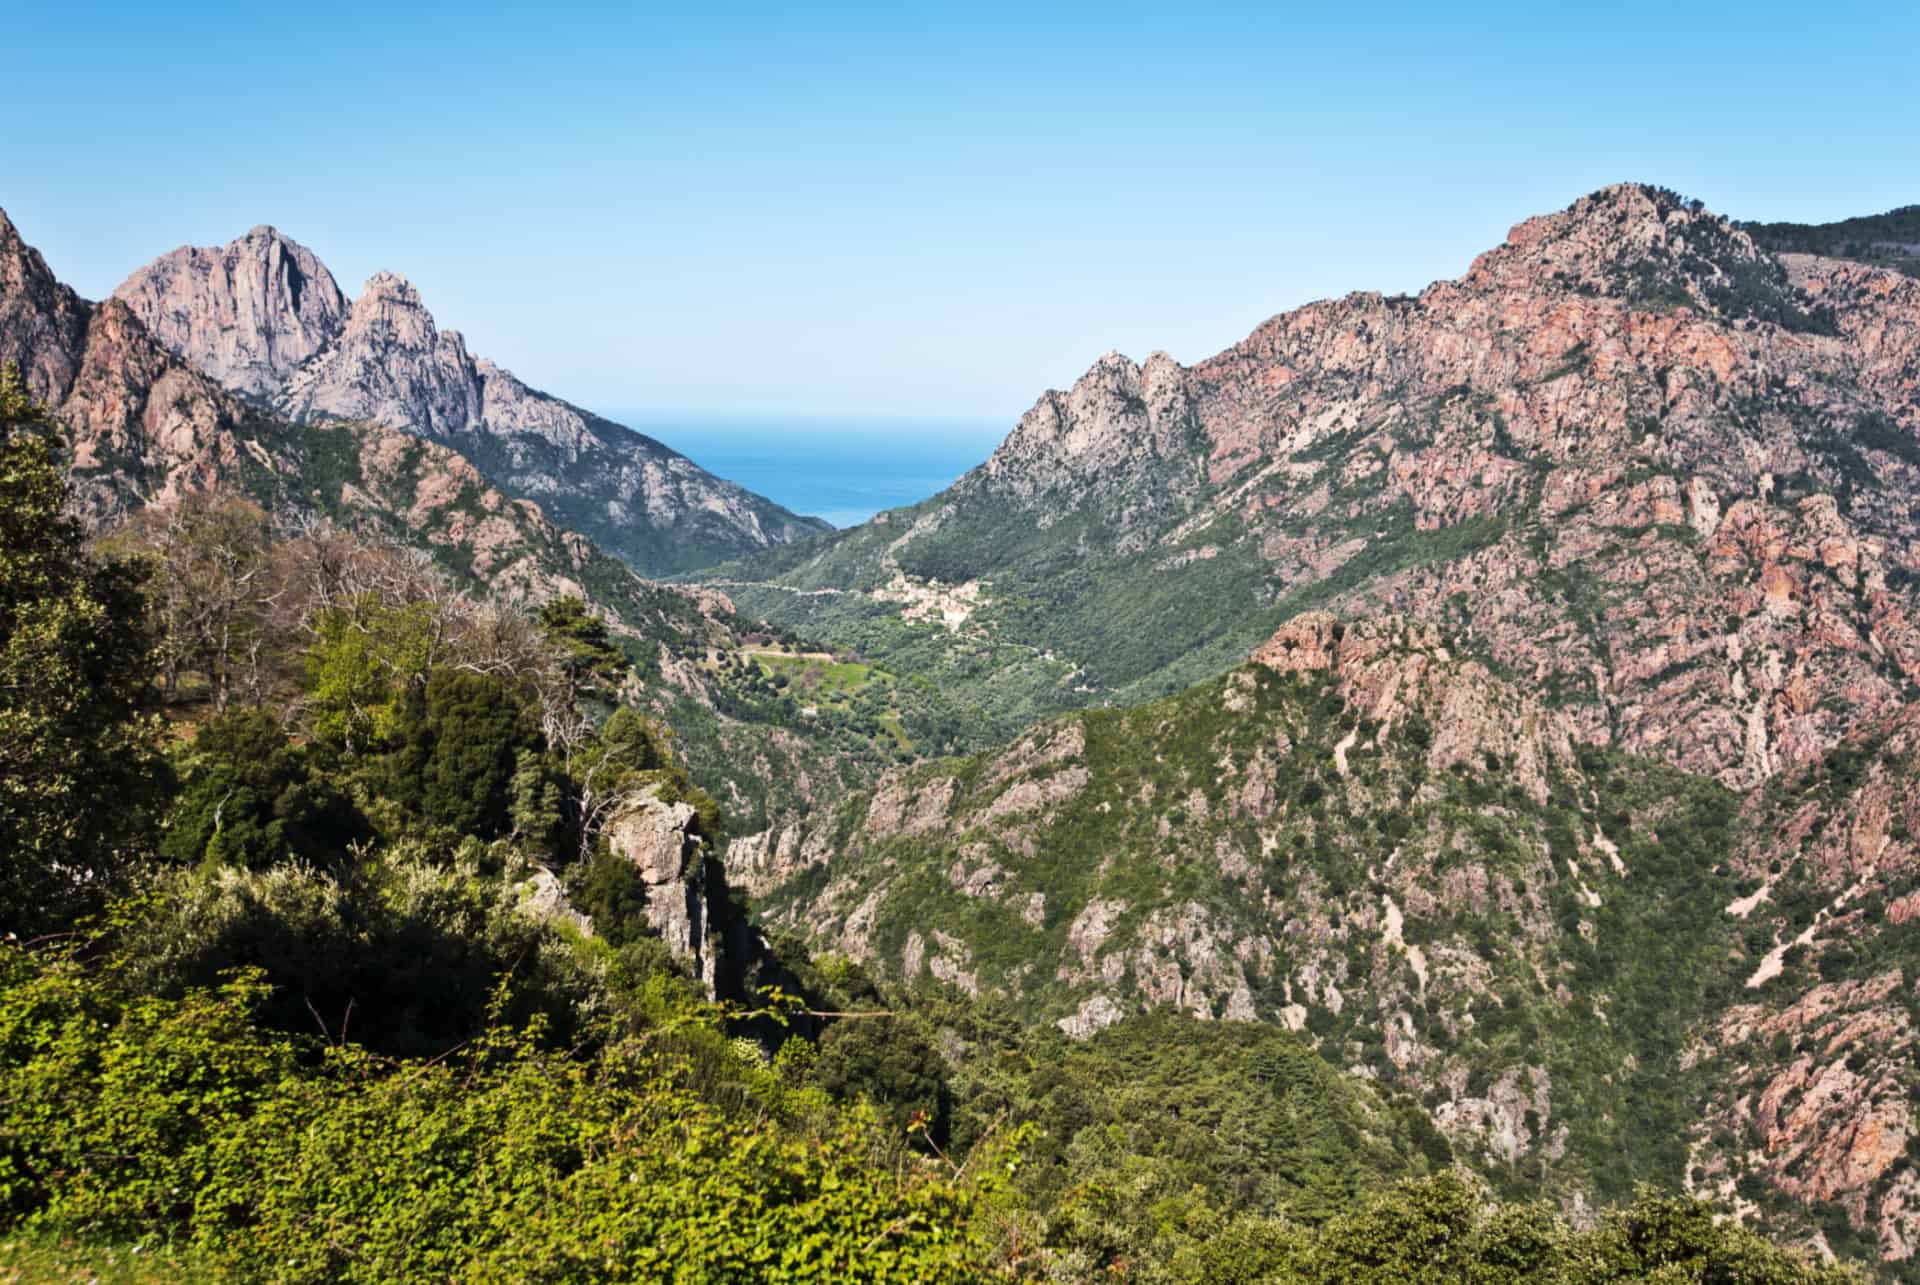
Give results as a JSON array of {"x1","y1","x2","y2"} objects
[
  {"x1": 276, "y1": 271, "x2": 482, "y2": 435},
  {"x1": 1253, "y1": 612, "x2": 1576, "y2": 804},
  {"x1": 605, "y1": 789, "x2": 720, "y2": 990},
  {"x1": 0, "y1": 209, "x2": 90, "y2": 406},
  {"x1": 1687, "y1": 701, "x2": 1920, "y2": 1263},
  {"x1": 601, "y1": 786, "x2": 785, "y2": 1003},
  {"x1": 113, "y1": 227, "x2": 830, "y2": 573}
]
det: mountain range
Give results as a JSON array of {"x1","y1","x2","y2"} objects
[
  {"x1": 710, "y1": 184, "x2": 1920, "y2": 1271},
  {"x1": 0, "y1": 205, "x2": 929, "y2": 840},
  {"x1": 8, "y1": 182, "x2": 1920, "y2": 1275},
  {"x1": 717, "y1": 184, "x2": 1920, "y2": 788}
]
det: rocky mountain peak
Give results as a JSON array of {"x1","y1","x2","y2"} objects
[
  {"x1": 747, "y1": 181, "x2": 1920, "y2": 785},
  {"x1": 1496, "y1": 183, "x2": 1705, "y2": 261},
  {"x1": 106, "y1": 219, "x2": 828, "y2": 571},
  {"x1": 112, "y1": 225, "x2": 348, "y2": 399},
  {"x1": 980, "y1": 346, "x2": 1200, "y2": 510},
  {"x1": 0, "y1": 206, "x2": 29, "y2": 263},
  {"x1": 344, "y1": 272, "x2": 440, "y2": 343},
  {"x1": 277, "y1": 269, "x2": 481, "y2": 437},
  {"x1": 1462, "y1": 183, "x2": 1789, "y2": 324},
  {"x1": 357, "y1": 270, "x2": 423, "y2": 306},
  {"x1": 0, "y1": 205, "x2": 91, "y2": 406}
]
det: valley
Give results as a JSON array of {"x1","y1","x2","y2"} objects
[{"x1": 3, "y1": 181, "x2": 1917, "y2": 1279}]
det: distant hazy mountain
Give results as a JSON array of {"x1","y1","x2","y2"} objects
[
  {"x1": 113, "y1": 228, "x2": 830, "y2": 573},
  {"x1": 0, "y1": 205, "x2": 712, "y2": 627}
]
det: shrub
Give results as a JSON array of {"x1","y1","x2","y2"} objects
[{"x1": 0, "y1": 944, "x2": 980, "y2": 1282}]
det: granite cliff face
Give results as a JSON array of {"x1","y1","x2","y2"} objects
[
  {"x1": 114, "y1": 228, "x2": 830, "y2": 573},
  {"x1": 1, "y1": 205, "x2": 272, "y2": 525},
  {"x1": 726, "y1": 184, "x2": 1920, "y2": 787},
  {"x1": 0, "y1": 211, "x2": 89, "y2": 404},
  {"x1": 275, "y1": 270, "x2": 483, "y2": 435},
  {"x1": 110, "y1": 225, "x2": 348, "y2": 397}
]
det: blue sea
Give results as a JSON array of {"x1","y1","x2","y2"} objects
[{"x1": 604, "y1": 413, "x2": 1005, "y2": 530}]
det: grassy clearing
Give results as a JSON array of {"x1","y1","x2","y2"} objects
[
  {"x1": 0, "y1": 1234, "x2": 204, "y2": 1283},
  {"x1": 751, "y1": 652, "x2": 888, "y2": 698}
]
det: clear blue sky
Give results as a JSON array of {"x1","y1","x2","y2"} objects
[{"x1": 7, "y1": 0, "x2": 1916, "y2": 424}]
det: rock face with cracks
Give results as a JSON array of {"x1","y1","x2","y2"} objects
[
  {"x1": 1686, "y1": 700, "x2": 1920, "y2": 1265},
  {"x1": 605, "y1": 789, "x2": 729, "y2": 995}
]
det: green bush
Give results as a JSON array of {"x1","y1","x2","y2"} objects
[
  {"x1": 383, "y1": 670, "x2": 542, "y2": 840},
  {"x1": 160, "y1": 709, "x2": 366, "y2": 870},
  {"x1": 1177, "y1": 1173, "x2": 1856, "y2": 1283},
  {"x1": 814, "y1": 1015, "x2": 951, "y2": 1145},
  {"x1": 114, "y1": 853, "x2": 598, "y2": 1059},
  {"x1": 0, "y1": 945, "x2": 980, "y2": 1282}
]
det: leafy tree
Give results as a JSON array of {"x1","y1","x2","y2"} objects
[
  {"x1": 303, "y1": 600, "x2": 436, "y2": 754},
  {"x1": 815, "y1": 1015, "x2": 951, "y2": 1146},
  {"x1": 537, "y1": 595, "x2": 628, "y2": 698},
  {"x1": 383, "y1": 669, "x2": 541, "y2": 840},
  {"x1": 508, "y1": 746, "x2": 567, "y2": 854},
  {"x1": 568, "y1": 849, "x2": 653, "y2": 947},
  {"x1": 159, "y1": 709, "x2": 366, "y2": 870},
  {"x1": 0, "y1": 365, "x2": 165, "y2": 936},
  {"x1": 564, "y1": 704, "x2": 690, "y2": 859}
]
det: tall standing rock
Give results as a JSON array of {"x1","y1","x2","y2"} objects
[{"x1": 605, "y1": 788, "x2": 724, "y2": 995}]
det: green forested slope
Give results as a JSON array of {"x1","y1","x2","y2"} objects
[
  {"x1": 736, "y1": 615, "x2": 1918, "y2": 1273},
  {"x1": 1741, "y1": 206, "x2": 1920, "y2": 276}
]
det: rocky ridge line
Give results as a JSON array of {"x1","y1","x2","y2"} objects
[{"x1": 113, "y1": 225, "x2": 830, "y2": 573}]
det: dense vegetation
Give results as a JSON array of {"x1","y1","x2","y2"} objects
[
  {"x1": 0, "y1": 367, "x2": 166, "y2": 937},
  {"x1": 0, "y1": 367, "x2": 1866, "y2": 1280}
]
